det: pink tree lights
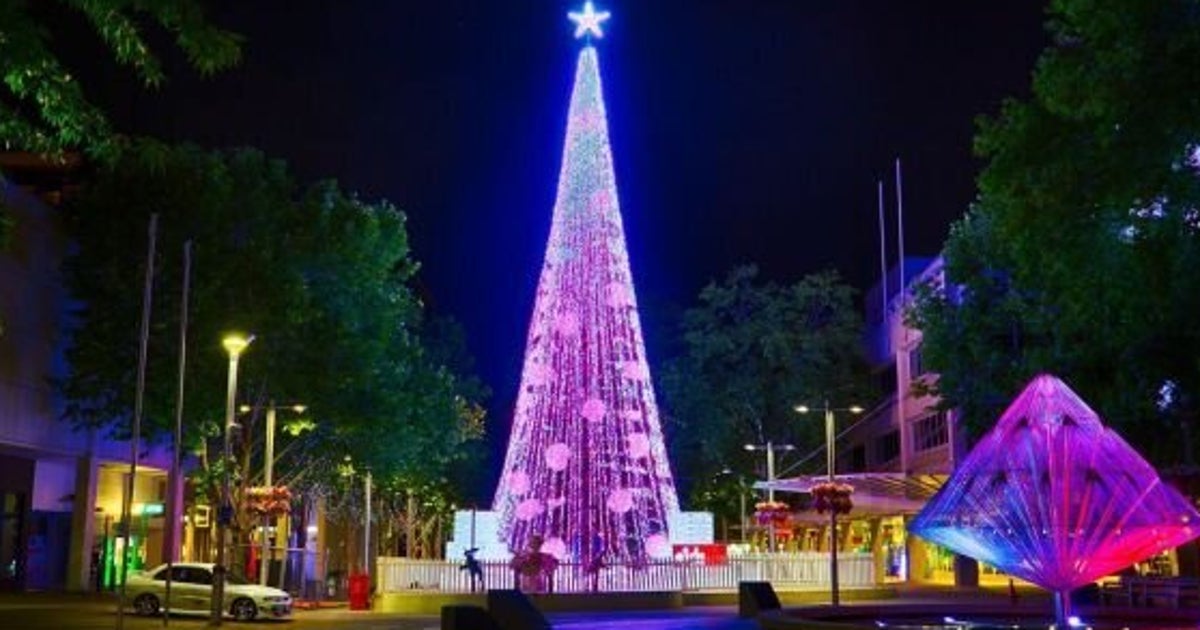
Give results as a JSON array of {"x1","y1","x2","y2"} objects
[
  {"x1": 492, "y1": 35, "x2": 680, "y2": 565},
  {"x1": 910, "y1": 374, "x2": 1200, "y2": 626}
]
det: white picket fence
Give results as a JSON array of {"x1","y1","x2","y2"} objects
[{"x1": 377, "y1": 552, "x2": 874, "y2": 593}]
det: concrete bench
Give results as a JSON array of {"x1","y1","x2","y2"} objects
[
  {"x1": 1140, "y1": 581, "x2": 1180, "y2": 608},
  {"x1": 1100, "y1": 578, "x2": 1200, "y2": 609},
  {"x1": 1170, "y1": 579, "x2": 1200, "y2": 608}
]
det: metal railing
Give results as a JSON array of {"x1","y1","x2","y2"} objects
[{"x1": 377, "y1": 552, "x2": 874, "y2": 593}]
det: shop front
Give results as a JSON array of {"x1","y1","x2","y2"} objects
[{"x1": 759, "y1": 473, "x2": 943, "y2": 585}]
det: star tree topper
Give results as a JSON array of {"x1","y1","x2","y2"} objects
[{"x1": 568, "y1": 1, "x2": 610, "y2": 39}]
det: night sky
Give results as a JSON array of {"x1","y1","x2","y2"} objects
[{"x1": 60, "y1": 1, "x2": 1047, "y2": 494}]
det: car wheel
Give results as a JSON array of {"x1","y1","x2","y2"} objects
[
  {"x1": 133, "y1": 593, "x2": 161, "y2": 617},
  {"x1": 231, "y1": 597, "x2": 258, "y2": 621}
]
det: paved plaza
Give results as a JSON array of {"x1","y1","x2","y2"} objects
[
  {"x1": 0, "y1": 593, "x2": 761, "y2": 630},
  {"x1": 9, "y1": 590, "x2": 1200, "y2": 630}
]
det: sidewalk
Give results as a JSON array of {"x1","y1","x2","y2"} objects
[
  {"x1": 894, "y1": 582, "x2": 1052, "y2": 601},
  {"x1": 288, "y1": 606, "x2": 435, "y2": 622},
  {"x1": 293, "y1": 598, "x2": 348, "y2": 611},
  {"x1": 0, "y1": 590, "x2": 352, "y2": 613},
  {"x1": 0, "y1": 590, "x2": 117, "y2": 606}
]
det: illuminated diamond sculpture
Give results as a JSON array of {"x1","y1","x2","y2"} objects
[
  {"x1": 911, "y1": 374, "x2": 1200, "y2": 594},
  {"x1": 491, "y1": 41, "x2": 680, "y2": 564}
]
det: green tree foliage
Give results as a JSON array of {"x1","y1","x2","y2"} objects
[
  {"x1": 419, "y1": 315, "x2": 490, "y2": 500},
  {"x1": 660, "y1": 265, "x2": 870, "y2": 515},
  {"x1": 910, "y1": 0, "x2": 1200, "y2": 462},
  {"x1": 0, "y1": 0, "x2": 241, "y2": 161},
  {"x1": 61, "y1": 144, "x2": 483, "y2": 500}
]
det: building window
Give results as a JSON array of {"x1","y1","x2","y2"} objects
[
  {"x1": 849, "y1": 444, "x2": 867, "y2": 472},
  {"x1": 908, "y1": 344, "x2": 925, "y2": 377},
  {"x1": 876, "y1": 431, "x2": 900, "y2": 464},
  {"x1": 913, "y1": 411, "x2": 949, "y2": 452},
  {"x1": 875, "y1": 362, "x2": 897, "y2": 399}
]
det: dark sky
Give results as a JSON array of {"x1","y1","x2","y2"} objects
[{"x1": 62, "y1": 1, "x2": 1047, "y2": 494}]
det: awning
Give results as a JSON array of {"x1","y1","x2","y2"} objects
[{"x1": 754, "y1": 473, "x2": 946, "y2": 520}]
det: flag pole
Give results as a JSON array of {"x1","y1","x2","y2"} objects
[
  {"x1": 895, "y1": 159, "x2": 906, "y2": 293},
  {"x1": 117, "y1": 213, "x2": 158, "y2": 629},
  {"x1": 877, "y1": 180, "x2": 888, "y2": 320},
  {"x1": 163, "y1": 240, "x2": 192, "y2": 626}
]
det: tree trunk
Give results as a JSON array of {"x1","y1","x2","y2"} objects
[
  {"x1": 384, "y1": 503, "x2": 396, "y2": 556},
  {"x1": 420, "y1": 513, "x2": 439, "y2": 559},
  {"x1": 406, "y1": 490, "x2": 416, "y2": 559},
  {"x1": 434, "y1": 514, "x2": 443, "y2": 560}
]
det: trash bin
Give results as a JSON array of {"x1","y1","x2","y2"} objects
[{"x1": 348, "y1": 573, "x2": 370, "y2": 611}]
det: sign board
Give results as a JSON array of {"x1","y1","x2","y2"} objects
[
  {"x1": 192, "y1": 505, "x2": 211, "y2": 528},
  {"x1": 446, "y1": 510, "x2": 510, "y2": 560},
  {"x1": 668, "y1": 511, "x2": 715, "y2": 545},
  {"x1": 139, "y1": 502, "x2": 165, "y2": 517}
]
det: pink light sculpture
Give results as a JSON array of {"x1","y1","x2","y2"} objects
[
  {"x1": 910, "y1": 374, "x2": 1200, "y2": 624},
  {"x1": 492, "y1": 42, "x2": 680, "y2": 565}
]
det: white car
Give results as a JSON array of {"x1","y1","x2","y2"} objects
[{"x1": 126, "y1": 562, "x2": 293, "y2": 621}]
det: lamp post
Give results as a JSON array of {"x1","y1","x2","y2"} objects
[
  {"x1": 364, "y1": 469, "x2": 373, "y2": 580},
  {"x1": 239, "y1": 401, "x2": 306, "y2": 586},
  {"x1": 211, "y1": 333, "x2": 253, "y2": 627},
  {"x1": 794, "y1": 401, "x2": 863, "y2": 607},
  {"x1": 743, "y1": 442, "x2": 795, "y2": 553}
]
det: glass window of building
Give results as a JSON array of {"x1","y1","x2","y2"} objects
[
  {"x1": 908, "y1": 344, "x2": 925, "y2": 377},
  {"x1": 913, "y1": 412, "x2": 949, "y2": 452},
  {"x1": 876, "y1": 430, "x2": 900, "y2": 464}
]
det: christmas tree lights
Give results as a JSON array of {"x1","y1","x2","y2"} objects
[{"x1": 493, "y1": 38, "x2": 680, "y2": 565}]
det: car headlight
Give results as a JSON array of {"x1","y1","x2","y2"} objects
[{"x1": 262, "y1": 596, "x2": 290, "y2": 603}]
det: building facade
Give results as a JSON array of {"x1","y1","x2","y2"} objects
[
  {"x1": 845, "y1": 254, "x2": 1200, "y2": 584},
  {"x1": 757, "y1": 256, "x2": 961, "y2": 584},
  {"x1": 841, "y1": 255, "x2": 973, "y2": 585},
  {"x1": 0, "y1": 158, "x2": 175, "y2": 592}
]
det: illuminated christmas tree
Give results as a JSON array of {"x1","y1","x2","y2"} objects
[{"x1": 493, "y1": 3, "x2": 680, "y2": 565}]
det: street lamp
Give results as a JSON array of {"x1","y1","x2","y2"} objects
[
  {"x1": 238, "y1": 401, "x2": 307, "y2": 585},
  {"x1": 744, "y1": 441, "x2": 795, "y2": 552},
  {"x1": 211, "y1": 333, "x2": 253, "y2": 627},
  {"x1": 794, "y1": 401, "x2": 863, "y2": 607}
]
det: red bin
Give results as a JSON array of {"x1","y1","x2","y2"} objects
[{"x1": 348, "y1": 573, "x2": 370, "y2": 610}]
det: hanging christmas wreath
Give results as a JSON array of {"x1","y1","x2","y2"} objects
[
  {"x1": 810, "y1": 482, "x2": 854, "y2": 515},
  {"x1": 245, "y1": 485, "x2": 292, "y2": 516},
  {"x1": 753, "y1": 500, "x2": 792, "y2": 527}
]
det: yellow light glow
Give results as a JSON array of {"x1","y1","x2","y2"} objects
[
  {"x1": 222, "y1": 333, "x2": 254, "y2": 357},
  {"x1": 292, "y1": 404, "x2": 307, "y2": 414}
]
